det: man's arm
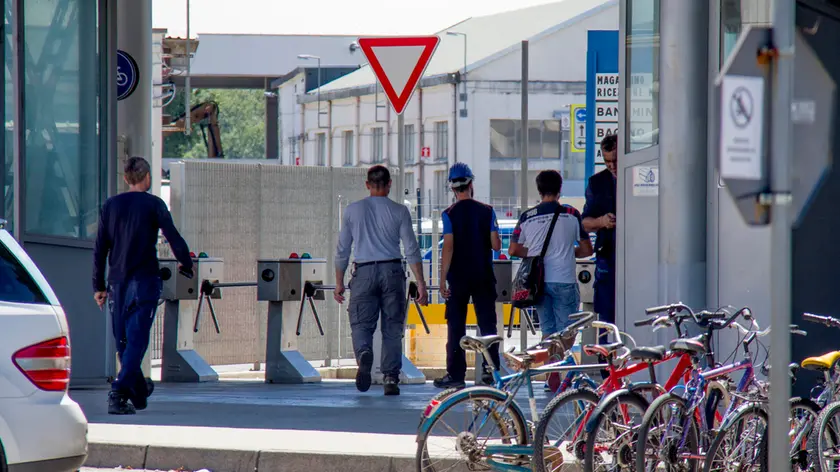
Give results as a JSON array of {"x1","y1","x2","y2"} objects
[
  {"x1": 399, "y1": 208, "x2": 426, "y2": 287},
  {"x1": 489, "y1": 208, "x2": 501, "y2": 252},
  {"x1": 439, "y1": 212, "x2": 454, "y2": 297},
  {"x1": 334, "y1": 208, "x2": 353, "y2": 284},
  {"x1": 156, "y1": 200, "x2": 193, "y2": 270},
  {"x1": 92, "y1": 205, "x2": 110, "y2": 292},
  {"x1": 574, "y1": 209, "x2": 594, "y2": 258},
  {"x1": 581, "y1": 181, "x2": 612, "y2": 232},
  {"x1": 508, "y1": 215, "x2": 528, "y2": 258}
]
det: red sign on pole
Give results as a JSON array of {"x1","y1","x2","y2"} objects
[
  {"x1": 357, "y1": 36, "x2": 440, "y2": 115},
  {"x1": 295, "y1": 157, "x2": 301, "y2": 166},
  {"x1": 421, "y1": 146, "x2": 431, "y2": 158}
]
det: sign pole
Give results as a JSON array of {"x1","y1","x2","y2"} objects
[
  {"x1": 768, "y1": 2, "x2": 795, "y2": 472},
  {"x1": 398, "y1": 112, "x2": 405, "y2": 198},
  {"x1": 519, "y1": 40, "x2": 529, "y2": 216}
]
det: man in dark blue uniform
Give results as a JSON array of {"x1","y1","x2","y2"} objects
[
  {"x1": 582, "y1": 135, "x2": 618, "y2": 326},
  {"x1": 434, "y1": 163, "x2": 502, "y2": 389},
  {"x1": 93, "y1": 157, "x2": 194, "y2": 415}
]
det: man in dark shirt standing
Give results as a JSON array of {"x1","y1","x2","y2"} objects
[
  {"x1": 434, "y1": 163, "x2": 502, "y2": 389},
  {"x1": 582, "y1": 135, "x2": 618, "y2": 327},
  {"x1": 93, "y1": 157, "x2": 193, "y2": 415}
]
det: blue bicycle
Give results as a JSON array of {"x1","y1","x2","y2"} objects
[{"x1": 415, "y1": 312, "x2": 629, "y2": 472}]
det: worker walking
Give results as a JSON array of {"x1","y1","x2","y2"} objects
[
  {"x1": 582, "y1": 134, "x2": 618, "y2": 328},
  {"x1": 93, "y1": 157, "x2": 194, "y2": 415},
  {"x1": 434, "y1": 163, "x2": 502, "y2": 390},
  {"x1": 334, "y1": 165, "x2": 429, "y2": 396}
]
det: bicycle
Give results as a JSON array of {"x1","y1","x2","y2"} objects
[
  {"x1": 415, "y1": 312, "x2": 624, "y2": 472},
  {"x1": 559, "y1": 303, "x2": 733, "y2": 472},
  {"x1": 635, "y1": 306, "x2": 771, "y2": 472},
  {"x1": 800, "y1": 313, "x2": 840, "y2": 472}
]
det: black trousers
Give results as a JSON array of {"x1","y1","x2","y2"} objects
[{"x1": 445, "y1": 283, "x2": 501, "y2": 382}]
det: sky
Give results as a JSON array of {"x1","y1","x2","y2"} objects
[{"x1": 153, "y1": 0, "x2": 562, "y2": 37}]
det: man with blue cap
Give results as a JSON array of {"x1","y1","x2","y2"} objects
[{"x1": 434, "y1": 163, "x2": 502, "y2": 389}]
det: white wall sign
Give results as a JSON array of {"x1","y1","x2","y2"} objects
[
  {"x1": 719, "y1": 75, "x2": 765, "y2": 180},
  {"x1": 596, "y1": 73, "x2": 619, "y2": 101},
  {"x1": 595, "y1": 122, "x2": 618, "y2": 141},
  {"x1": 596, "y1": 102, "x2": 619, "y2": 122},
  {"x1": 632, "y1": 165, "x2": 659, "y2": 197}
]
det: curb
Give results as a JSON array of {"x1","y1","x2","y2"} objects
[{"x1": 85, "y1": 442, "x2": 425, "y2": 472}]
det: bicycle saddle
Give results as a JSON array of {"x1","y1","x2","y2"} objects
[
  {"x1": 802, "y1": 351, "x2": 840, "y2": 371},
  {"x1": 583, "y1": 342, "x2": 624, "y2": 358},
  {"x1": 460, "y1": 335, "x2": 503, "y2": 352},
  {"x1": 630, "y1": 345, "x2": 667, "y2": 362},
  {"x1": 669, "y1": 335, "x2": 707, "y2": 355}
]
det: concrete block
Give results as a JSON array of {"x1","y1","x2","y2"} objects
[
  {"x1": 144, "y1": 445, "x2": 258, "y2": 472},
  {"x1": 258, "y1": 450, "x2": 393, "y2": 472},
  {"x1": 84, "y1": 443, "x2": 147, "y2": 469}
]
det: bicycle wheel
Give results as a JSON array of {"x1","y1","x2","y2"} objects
[
  {"x1": 787, "y1": 397, "x2": 820, "y2": 472},
  {"x1": 704, "y1": 404, "x2": 768, "y2": 472},
  {"x1": 635, "y1": 393, "x2": 700, "y2": 472},
  {"x1": 416, "y1": 389, "x2": 529, "y2": 472},
  {"x1": 584, "y1": 390, "x2": 650, "y2": 472},
  {"x1": 807, "y1": 400, "x2": 840, "y2": 472},
  {"x1": 532, "y1": 387, "x2": 600, "y2": 472}
]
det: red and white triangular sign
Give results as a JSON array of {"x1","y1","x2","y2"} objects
[{"x1": 358, "y1": 36, "x2": 440, "y2": 115}]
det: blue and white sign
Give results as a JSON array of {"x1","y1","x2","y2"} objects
[
  {"x1": 585, "y1": 30, "x2": 619, "y2": 181},
  {"x1": 117, "y1": 50, "x2": 139, "y2": 101},
  {"x1": 575, "y1": 107, "x2": 586, "y2": 122}
]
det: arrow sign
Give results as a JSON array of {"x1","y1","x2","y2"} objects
[{"x1": 358, "y1": 36, "x2": 440, "y2": 115}]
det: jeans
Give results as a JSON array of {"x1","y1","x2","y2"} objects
[
  {"x1": 347, "y1": 261, "x2": 406, "y2": 378},
  {"x1": 108, "y1": 276, "x2": 162, "y2": 396},
  {"x1": 593, "y1": 257, "x2": 616, "y2": 325},
  {"x1": 445, "y1": 283, "x2": 501, "y2": 382},
  {"x1": 536, "y1": 283, "x2": 580, "y2": 337}
]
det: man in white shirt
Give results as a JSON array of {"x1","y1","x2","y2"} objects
[{"x1": 508, "y1": 170, "x2": 593, "y2": 338}]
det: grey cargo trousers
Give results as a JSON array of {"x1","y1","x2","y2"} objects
[{"x1": 348, "y1": 260, "x2": 406, "y2": 378}]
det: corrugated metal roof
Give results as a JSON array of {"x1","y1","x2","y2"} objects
[
  {"x1": 316, "y1": 0, "x2": 616, "y2": 93},
  {"x1": 187, "y1": 34, "x2": 368, "y2": 77}
]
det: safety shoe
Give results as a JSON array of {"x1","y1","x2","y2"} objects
[
  {"x1": 383, "y1": 376, "x2": 400, "y2": 396},
  {"x1": 433, "y1": 374, "x2": 466, "y2": 390},
  {"x1": 130, "y1": 377, "x2": 155, "y2": 410},
  {"x1": 356, "y1": 350, "x2": 374, "y2": 392},
  {"x1": 108, "y1": 391, "x2": 136, "y2": 415}
]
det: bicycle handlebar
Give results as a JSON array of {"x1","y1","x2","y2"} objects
[{"x1": 803, "y1": 312, "x2": 840, "y2": 329}]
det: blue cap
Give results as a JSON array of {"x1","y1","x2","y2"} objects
[{"x1": 448, "y1": 163, "x2": 474, "y2": 188}]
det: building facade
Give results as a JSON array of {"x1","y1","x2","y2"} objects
[{"x1": 292, "y1": 0, "x2": 620, "y2": 215}]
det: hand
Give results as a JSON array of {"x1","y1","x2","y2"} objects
[
  {"x1": 94, "y1": 291, "x2": 107, "y2": 309},
  {"x1": 601, "y1": 213, "x2": 616, "y2": 229},
  {"x1": 415, "y1": 282, "x2": 429, "y2": 305},
  {"x1": 439, "y1": 280, "x2": 450, "y2": 300},
  {"x1": 334, "y1": 281, "x2": 346, "y2": 304}
]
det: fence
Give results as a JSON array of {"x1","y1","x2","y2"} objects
[{"x1": 152, "y1": 161, "x2": 387, "y2": 365}]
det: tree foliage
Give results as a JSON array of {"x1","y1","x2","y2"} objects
[{"x1": 163, "y1": 88, "x2": 266, "y2": 159}]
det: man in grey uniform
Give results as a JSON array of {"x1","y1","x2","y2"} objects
[{"x1": 335, "y1": 165, "x2": 429, "y2": 396}]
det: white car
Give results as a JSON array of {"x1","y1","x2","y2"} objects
[{"x1": 0, "y1": 221, "x2": 88, "y2": 471}]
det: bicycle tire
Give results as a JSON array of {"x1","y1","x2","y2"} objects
[
  {"x1": 807, "y1": 400, "x2": 840, "y2": 472},
  {"x1": 417, "y1": 387, "x2": 461, "y2": 428},
  {"x1": 635, "y1": 393, "x2": 700, "y2": 472},
  {"x1": 416, "y1": 389, "x2": 528, "y2": 472},
  {"x1": 584, "y1": 390, "x2": 649, "y2": 472},
  {"x1": 703, "y1": 403, "x2": 768, "y2": 472},
  {"x1": 787, "y1": 397, "x2": 821, "y2": 472},
  {"x1": 532, "y1": 387, "x2": 600, "y2": 472}
]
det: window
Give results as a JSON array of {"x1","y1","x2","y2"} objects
[
  {"x1": 434, "y1": 170, "x2": 450, "y2": 209},
  {"x1": 404, "y1": 172, "x2": 414, "y2": 197},
  {"x1": 404, "y1": 124, "x2": 416, "y2": 164},
  {"x1": 0, "y1": 241, "x2": 48, "y2": 304},
  {"x1": 371, "y1": 127, "x2": 384, "y2": 163},
  {"x1": 316, "y1": 133, "x2": 326, "y2": 166},
  {"x1": 625, "y1": 0, "x2": 660, "y2": 153},
  {"x1": 23, "y1": 0, "x2": 103, "y2": 238},
  {"x1": 434, "y1": 121, "x2": 449, "y2": 162},
  {"x1": 343, "y1": 131, "x2": 354, "y2": 166},
  {"x1": 720, "y1": 0, "x2": 771, "y2": 66},
  {"x1": 489, "y1": 120, "x2": 562, "y2": 159}
]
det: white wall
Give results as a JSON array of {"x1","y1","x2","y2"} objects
[
  {"x1": 278, "y1": 71, "x2": 307, "y2": 165},
  {"x1": 151, "y1": 30, "x2": 165, "y2": 197}
]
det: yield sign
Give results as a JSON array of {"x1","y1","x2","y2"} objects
[{"x1": 358, "y1": 36, "x2": 440, "y2": 115}]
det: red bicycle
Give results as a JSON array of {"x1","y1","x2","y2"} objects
[{"x1": 532, "y1": 304, "x2": 729, "y2": 472}]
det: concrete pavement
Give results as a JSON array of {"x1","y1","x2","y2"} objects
[{"x1": 73, "y1": 379, "x2": 555, "y2": 472}]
